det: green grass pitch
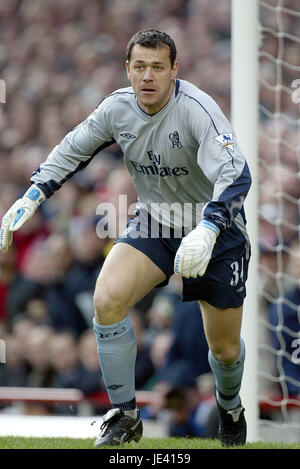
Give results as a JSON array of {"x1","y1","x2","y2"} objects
[{"x1": 0, "y1": 436, "x2": 299, "y2": 449}]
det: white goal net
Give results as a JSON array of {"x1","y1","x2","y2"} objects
[{"x1": 258, "y1": 0, "x2": 300, "y2": 442}]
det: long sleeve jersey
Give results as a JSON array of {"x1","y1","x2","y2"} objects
[{"x1": 31, "y1": 79, "x2": 251, "y2": 238}]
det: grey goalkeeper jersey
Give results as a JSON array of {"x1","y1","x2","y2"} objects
[{"x1": 31, "y1": 79, "x2": 251, "y2": 235}]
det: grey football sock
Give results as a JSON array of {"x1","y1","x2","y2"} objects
[
  {"x1": 208, "y1": 337, "x2": 245, "y2": 410},
  {"x1": 93, "y1": 316, "x2": 137, "y2": 410}
]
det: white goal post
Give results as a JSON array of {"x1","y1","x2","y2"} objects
[{"x1": 231, "y1": 0, "x2": 259, "y2": 442}]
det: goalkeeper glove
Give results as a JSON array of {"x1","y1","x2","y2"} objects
[
  {"x1": 0, "y1": 185, "x2": 46, "y2": 252},
  {"x1": 174, "y1": 219, "x2": 220, "y2": 279}
]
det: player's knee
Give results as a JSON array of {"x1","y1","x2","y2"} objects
[
  {"x1": 210, "y1": 340, "x2": 241, "y2": 365},
  {"x1": 93, "y1": 286, "x2": 127, "y2": 325}
]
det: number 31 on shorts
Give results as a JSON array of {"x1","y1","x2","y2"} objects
[{"x1": 230, "y1": 257, "x2": 244, "y2": 287}]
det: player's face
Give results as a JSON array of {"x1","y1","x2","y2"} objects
[{"x1": 126, "y1": 44, "x2": 178, "y2": 115}]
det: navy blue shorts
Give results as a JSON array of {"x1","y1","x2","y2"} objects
[{"x1": 115, "y1": 213, "x2": 251, "y2": 309}]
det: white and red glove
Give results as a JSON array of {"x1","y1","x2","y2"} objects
[
  {"x1": 174, "y1": 219, "x2": 220, "y2": 279},
  {"x1": 0, "y1": 185, "x2": 46, "y2": 252}
]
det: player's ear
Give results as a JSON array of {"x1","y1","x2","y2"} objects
[
  {"x1": 171, "y1": 61, "x2": 178, "y2": 80},
  {"x1": 126, "y1": 60, "x2": 131, "y2": 80}
]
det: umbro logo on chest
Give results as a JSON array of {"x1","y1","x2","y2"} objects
[{"x1": 120, "y1": 132, "x2": 136, "y2": 140}]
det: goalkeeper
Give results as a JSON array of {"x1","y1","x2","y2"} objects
[{"x1": 0, "y1": 30, "x2": 251, "y2": 447}]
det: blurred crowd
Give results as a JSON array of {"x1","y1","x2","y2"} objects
[{"x1": 0, "y1": 0, "x2": 299, "y2": 435}]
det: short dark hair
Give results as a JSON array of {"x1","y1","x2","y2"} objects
[{"x1": 126, "y1": 29, "x2": 177, "y2": 68}]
